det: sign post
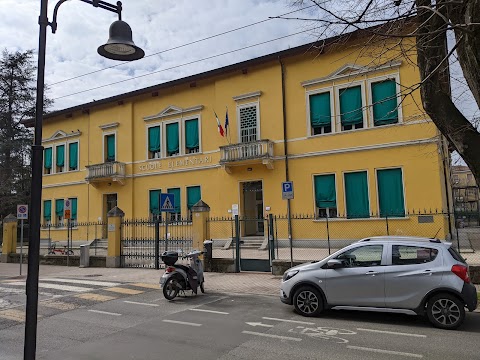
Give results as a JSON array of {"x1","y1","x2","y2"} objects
[
  {"x1": 64, "y1": 199, "x2": 72, "y2": 266},
  {"x1": 160, "y1": 193, "x2": 175, "y2": 252},
  {"x1": 17, "y1": 205, "x2": 28, "y2": 276}
]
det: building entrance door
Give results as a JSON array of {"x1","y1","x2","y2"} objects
[{"x1": 242, "y1": 181, "x2": 264, "y2": 236}]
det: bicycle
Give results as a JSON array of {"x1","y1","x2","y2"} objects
[{"x1": 47, "y1": 242, "x2": 74, "y2": 255}]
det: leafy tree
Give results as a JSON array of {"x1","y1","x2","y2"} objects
[
  {"x1": 286, "y1": 0, "x2": 480, "y2": 187},
  {"x1": 0, "y1": 49, "x2": 52, "y2": 219}
]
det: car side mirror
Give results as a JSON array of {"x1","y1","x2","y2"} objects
[{"x1": 327, "y1": 259, "x2": 344, "y2": 269}]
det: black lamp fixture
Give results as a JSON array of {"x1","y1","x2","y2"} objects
[{"x1": 25, "y1": 1, "x2": 144, "y2": 359}]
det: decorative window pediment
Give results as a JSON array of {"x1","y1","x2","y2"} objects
[
  {"x1": 42, "y1": 130, "x2": 81, "y2": 144},
  {"x1": 144, "y1": 105, "x2": 204, "y2": 122},
  {"x1": 301, "y1": 61, "x2": 402, "y2": 87}
]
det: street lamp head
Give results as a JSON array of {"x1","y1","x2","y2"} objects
[{"x1": 97, "y1": 20, "x2": 145, "y2": 61}]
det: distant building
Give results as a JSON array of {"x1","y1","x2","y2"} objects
[{"x1": 452, "y1": 165, "x2": 479, "y2": 227}]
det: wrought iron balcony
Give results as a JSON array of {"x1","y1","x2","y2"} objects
[
  {"x1": 219, "y1": 139, "x2": 274, "y2": 172},
  {"x1": 85, "y1": 161, "x2": 126, "y2": 186}
]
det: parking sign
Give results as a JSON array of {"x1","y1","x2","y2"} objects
[
  {"x1": 64, "y1": 199, "x2": 71, "y2": 219},
  {"x1": 17, "y1": 205, "x2": 28, "y2": 220},
  {"x1": 282, "y1": 181, "x2": 294, "y2": 200}
]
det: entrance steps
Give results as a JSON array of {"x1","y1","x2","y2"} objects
[
  {"x1": 91, "y1": 238, "x2": 108, "y2": 249},
  {"x1": 239, "y1": 236, "x2": 265, "y2": 249}
]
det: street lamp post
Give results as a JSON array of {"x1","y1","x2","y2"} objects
[{"x1": 25, "y1": 1, "x2": 144, "y2": 359}]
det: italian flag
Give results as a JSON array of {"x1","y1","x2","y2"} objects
[{"x1": 214, "y1": 111, "x2": 225, "y2": 137}]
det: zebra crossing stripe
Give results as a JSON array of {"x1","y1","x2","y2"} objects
[
  {"x1": 39, "y1": 278, "x2": 121, "y2": 287},
  {"x1": 6, "y1": 282, "x2": 93, "y2": 293}
]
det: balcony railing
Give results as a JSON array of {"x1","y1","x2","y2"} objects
[
  {"x1": 85, "y1": 161, "x2": 126, "y2": 186},
  {"x1": 219, "y1": 139, "x2": 274, "y2": 171}
]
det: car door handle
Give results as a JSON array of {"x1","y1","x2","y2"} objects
[
  {"x1": 365, "y1": 271, "x2": 378, "y2": 276},
  {"x1": 423, "y1": 270, "x2": 433, "y2": 276}
]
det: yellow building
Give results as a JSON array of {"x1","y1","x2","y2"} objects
[{"x1": 26, "y1": 28, "x2": 453, "y2": 247}]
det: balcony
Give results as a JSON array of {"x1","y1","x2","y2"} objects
[
  {"x1": 85, "y1": 161, "x2": 126, "y2": 187},
  {"x1": 219, "y1": 139, "x2": 274, "y2": 173}
]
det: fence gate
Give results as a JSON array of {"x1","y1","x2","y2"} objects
[
  {"x1": 237, "y1": 215, "x2": 274, "y2": 272},
  {"x1": 120, "y1": 218, "x2": 193, "y2": 268}
]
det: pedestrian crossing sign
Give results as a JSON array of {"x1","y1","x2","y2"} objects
[{"x1": 160, "y1": 193, "x2": 175, "y2": 212}]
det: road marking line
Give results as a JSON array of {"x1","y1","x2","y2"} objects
[
  {"x1": 242, "y1": 331, "x2": 302, "y2": 342},
  {"x1": 347, "y1": 346, "x2": 423, "y2": 358},
  {"x1": 189, "y1": 308, "x2": 229, "y2": 315},
  {"x1": 75, "y1": 293, "x2": 117, "y2": 302},
  {"x1": 124, "y1": 301, "x2": 159, "y2": 307},
  {"x1": 40, "y1": 301, "x2": 78, "y2": 311},
  {"x1": 105, "y1": 287, "x2": 144, "y2": 295},
  {"x1": 88, "y1": 309, "x2": 122, "y2": 316},
  {"x1": 262, "y1": 316, "x2": 315, "y2": 325},
  {"x1": 6, "y1": 281, "x2": 93, "y2": 293},
  {"x1": 0, "y1": 286, "x2": 58, "y2": 297},
  {"x1": 246, "y1": 322, "x2": 273, "y2": 328},
  {"x1": 40, "y1": 278, "x2": 121, "y2": 287},
  {"x1": 130, "y1": 283, "x2": 160, "y2": 289},
  {"x1": 357, "y1": 328, "x2": 427, "y2": 338},
  {"x1": 162, "y1": 319, "x2": 202, "y2": 327}
]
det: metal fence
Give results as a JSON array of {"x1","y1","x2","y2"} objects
[
  {"x1": 120, "y1": 218, "x2": 193, "y2": 268},
  {"x1": 207, "y1": 212, "x2": 480, "y2": 267}
]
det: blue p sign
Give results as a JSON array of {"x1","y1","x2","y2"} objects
[{"x1": 282, "y1": 181, "x2": 294, "y2": 200}]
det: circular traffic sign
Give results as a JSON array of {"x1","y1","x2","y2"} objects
[{"x1": 18, "y1": 206, "x2": 27, "y2": 214}]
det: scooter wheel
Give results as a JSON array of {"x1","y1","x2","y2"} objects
[
  {"x1": 200, "y1": 281, "x2": 205, "y2": 294},
  {"x1": 163, "y1": 278, "x2": 179, "y2": 300}
]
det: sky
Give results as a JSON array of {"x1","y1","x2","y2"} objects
[
  {"x1": 0, "y1": 0, "x2": 477, "y2": 160},
  {"x1": 1, "y1": 0, "x2": 318, "y2": 111}
]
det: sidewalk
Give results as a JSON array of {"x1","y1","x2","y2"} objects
[{"x1": 0, "y1": 263, "x2": 281, "y2": 297}]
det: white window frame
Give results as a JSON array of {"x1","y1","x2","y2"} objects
[
  {"x1": 237, "y1": 101, "x2": 260, "y2": 143},
  {"x1": 146, "y1": 123, "x2": 162, "y2": 160},
  {"x1": 186, "y1": 184, "x2": 202, "y2": 221},
  {"x1": 342, "y1": 169, "x2": 371, "y2": 218},
  {"x1": 183, "y1": 115, "x2": 202, "y2": 155},
  {"x1": 167, "y1": 187, "x2": 182, "y2": 222},
  {"x1": 367, "y1": 73, "x2": 403, "y2": 127},
  {"x1": 306, "y1": 87, "x2": 335, "y2": 137},
  {"x1": 68, "y1": 197, "x2": 78, "y2": 227},
  {"x1": 164, "y1": 119, "x2": 182, "y2": 158},
  {"x1": 103, "y1": 131, "x2": 117, "y2": 162},
  {"x1": 43, "y1": 146, "x2": 53, "y2": 175},
  {"x1": 375, "y1": 166, "x2": 407, "y2": 218},
  {"x1": 66, "y1": 140, "x2": 80, "y2": 172},
  {"x1": 54, "y1": 198, "x2": 65, "y2": 227},
  {"x1": 335, "y1": 81, "x2": 368, "y2": 132},
  {"x1": 312, "y1": 173, "x2": 338, "y2": 219},
  {"x1": 42, "y1": 199, "x2": 52, "y2": 226},
  {"x1": 54, "y1": 142, "x2": 67, "y2": 174}
]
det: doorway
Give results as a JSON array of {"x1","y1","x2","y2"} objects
[{"x1": 241, "y1": 181, "x2": 264, "y2": 236}]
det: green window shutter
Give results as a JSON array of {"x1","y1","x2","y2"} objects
[
  {"x1": 56, "y1": 145, "x2": 65, "y2": 167},
  {"x1": 187, "y1": 186, "x2": 201, "y2": 209},
  {"x1": 148, "y1": 126, "x2": 161, "y2": 152},
  {"x1": 166, "y1": 123, "x2": 179, "y2": 155},
  {"x1": 68, "y1": 142, "x2": 78, "y2": 170},
  {"x1": 106, "y1": 134, "x2": 115, "y2": 161},
  {"x1": 44, "y1": 148, "x2": 52, "y2": 169},
  {"x1": 344, "y1": 171, "x2": 370, "y2": 218},
  {"x1": 310, "y1": 92, "x2": 331, "y2": 127},
  {"x1": 314, "y1": 175, "x2": 336, "y2": 208},
  {"x1": 43, "y1": 200, "x2": 52, "y2": 221},
  {"x1": 377, "y1": 168, "x2": 405, "y2": 217},
  {"x1": 340, "y1": 86, "x2": 363, "y2": 125},
  {"x1": 149, "y1": 189, "x2": 161, "y2": 215},
  {"x1": 70, "y1": 198, "x2": 78, "y2": 220},
  {"x1": 55, "y1": 199, "x2": 64, "y2": 217},
  {"x1": 167, "y1": 188, "x2": 181, "y2": 213},
  {"x1": 372, "y1": 80, "x2": 398, "y2": 126},
  {"x1": 185, "y1": 119, "x2": 199, "y2": 150}
]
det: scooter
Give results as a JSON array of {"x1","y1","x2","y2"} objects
[{"x1": 160, "y1": 249, "x2": 205, "y2": 300}]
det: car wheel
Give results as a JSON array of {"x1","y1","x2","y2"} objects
[
  {"x1": 427, "y1": 293, "x2": 465, "y2": 330},
  {"x1": 293, "y1": 286, "x2": 324, "y2": 317},
  {"x1": 163, "y1": 278, "x2": 180, "y2": 301}
]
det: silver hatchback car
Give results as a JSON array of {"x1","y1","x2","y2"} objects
[{"x1": 280, "y1": 236, "x2": 478, "y2": 330}]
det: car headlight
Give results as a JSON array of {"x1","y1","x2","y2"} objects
[{"x1": 283, "y1": 270, "x2": 299, "y2": 282}]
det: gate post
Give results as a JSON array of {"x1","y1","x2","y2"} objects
[
  {"x1": 106, "y1": 207, "x2": 124, "y2": 268},
  {"x1": 191, "y1": 200, "x2": 210, "y2": 256},
  {"x1": 268, "y1": 214, "x2": 275, "y2": 261},
  {"x1": 1, "y1": 214, "x2": 18, "y2": 263},
  {"x1": 235, "y1": 215, "x2": 240, "y2": 273}
]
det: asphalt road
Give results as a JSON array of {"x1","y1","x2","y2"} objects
[{"x1": 1, "y1": 277, "x2": 479, "y2": 360}]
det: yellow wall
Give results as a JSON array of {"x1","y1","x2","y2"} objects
[{"x1": 39, "y1": 37, "x2": 451, "y2": 242}]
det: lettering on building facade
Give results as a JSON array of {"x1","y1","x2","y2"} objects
[{"x1": 139, "y1": 156, "x2": 212, "y2": 172}]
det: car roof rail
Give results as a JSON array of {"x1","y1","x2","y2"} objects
[{"x1": 358, "y1": 236, "x2": 443, "y2": 243}]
